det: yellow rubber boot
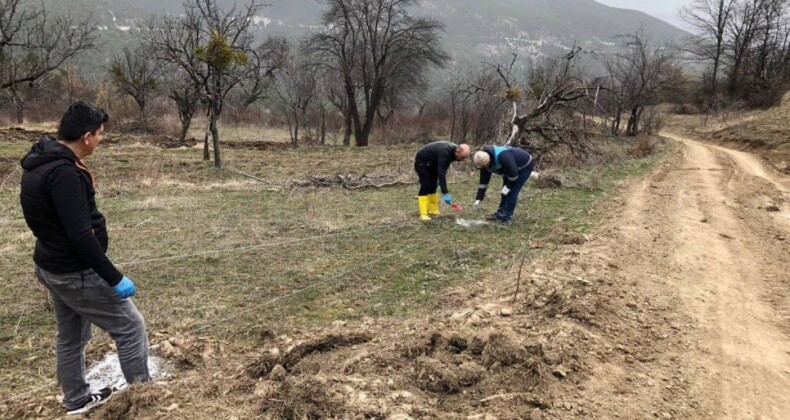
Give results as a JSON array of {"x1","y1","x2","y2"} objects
[
  {"x1": 418, "y1": 196, "x2": 431, "y2": 221},
  {"x1": 428, "y1": 193, "x2": 441, "y2": 216}
]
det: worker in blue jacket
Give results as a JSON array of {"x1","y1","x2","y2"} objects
[{"x1": 472, "y1": 145, "x2": 535, "y2": 224}]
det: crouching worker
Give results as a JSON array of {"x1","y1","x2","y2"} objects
[
  {"x1": 472, "y1": 145, "x2": 534, "y2": 224},
  {"x1": 413, "y1": 141, "x2": 471, "y2": 221},
  {"x1": 19, "y1": 102, "x2": 150, "y2": 416}
]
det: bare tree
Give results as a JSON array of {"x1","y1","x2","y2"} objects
[
  {"x1": 308, "y1": 0, "x2": 450, "y2": 147},
  {"x1": 272, "y1": 46, "x2": 319, "y2": 146},
  {"x1": 681, "y1": 0, "x2": 736, "y2": 99},
  {"x1": 0, "y1": 0, "x2": 96, "y2": 122},
  {"x1": 498, "y1": 49, "x2": 611, "y2": 160},
  {"x1": 607, "y1": 33, "x2": 680, "y2": 136},
  {"x1": 713, "y1": 0, "x2": 790, "y2": 106},
  {"x1": 237, "y1": 37, "x2": 288, "y2": 108},
  {"x1": 724, "y1": 0, "x2": 768, "y2": 96},
  {"x1": 324, "y1": 73, "x2": 353, "y2": 145},
  {"x1": 109, "y1": 46, "x2": 159, "y2": 124},
  {"x1": 146, "y1": 0, "x2": 282, "y2": 168},
  {"x1": 162, "y1": 66, "x2": 202, "y2": 144}
]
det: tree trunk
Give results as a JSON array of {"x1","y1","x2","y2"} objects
[
  {"x1": 355, "y1": 128, "x2": 369, "y2": 147},
  {"x1": 612, "y1": 107, "x2": 622, "y2": 136},
  {"x1": 356, "y1": 105, "x2": 377, "y2": 147},
  {"x1": 351, "y1": 106, "x2": 366, "y2": 147},
  {"x1": 137, "y1": 98, "x2": 147, "y2": 125},
  {"x1": 210, "y1": 114, "x2": 221, "y2": 168},
  {"x1": 203, "y1": 130, "x2": 210, "y2": 161},
  {"x1": 179, "y1": 114, "x2": 192, "y2": 143},
  {"x1": 461, "y1": 100, "x2": 469, "y2": 141},
  {"x1": 319, "y1": 107, "x2": 326, "y2": 145},
  {"x1": 450, "y1": 100, "x2": 457, "y2": 142},
  {"x1": 293, "y1": 115, "x2": 300, "y2": 147},
  {"x1": 15, "y1": 99, "x2": 24, "y2": 125},
  {"x1": 343, "y1": 106, "x2": 352, "y2": 146},
  {"x1": 627, "y1": 105, "x2": 642, "y2": 137}
]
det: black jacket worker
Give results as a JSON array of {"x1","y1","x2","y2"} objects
[{"x1": 413, "y1": 141, "x2": 470, "y2": 220}]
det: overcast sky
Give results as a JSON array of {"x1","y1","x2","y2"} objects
[{"x1": 596, "y1": 0, "x2": 690, "y2": 28}]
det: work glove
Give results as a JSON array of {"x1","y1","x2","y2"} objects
[
  {"x1": 501, "y1": 186, "x2": 511, "y2": 196},
  {"x1": 114, "y1": 276, "x2": 136, "y2": 299},
  {"x1": 474, "y1": 200, "x2": 482, "y2": 210},
  {"x1": 442, "y1": 193, "x2": 452, "y2": 205},
  {"x1": 530, "y1": 171, "x2": 540, "y2": 180}
]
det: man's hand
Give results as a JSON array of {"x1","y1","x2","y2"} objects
[
  {"x1": 501, "y1": 186, "x2": 511, "y2": 196},
  {"x1": 442, "y1": 193, "x2": 452, "y2": 205},
  {"x1": 114, "y1": 276, "x2": 136, "y2": 299}
]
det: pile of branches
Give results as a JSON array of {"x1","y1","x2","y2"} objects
[{"x1": 289, "y1": 174, "x2": 417, "y2": 190}]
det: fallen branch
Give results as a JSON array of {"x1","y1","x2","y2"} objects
[
  {"x1": 227, "y1": 168, "x2": 286, "y2": 195},
  {"x1": 227, "y1": 168, "x2": 273, "y2": 185},
  {"x1": 513, "y1": 252, "x2": 529, "y2": 303},
  {"x1": 290, "y1": 174, "x2": 418, "y2": 191}
]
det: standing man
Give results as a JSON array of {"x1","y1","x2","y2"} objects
[
  {"x1": 414, "y1": 141, "x2": 471, "y2": 221},
  {"x1": 19, "y1": 102, "x2": 150, "y2": 415},
  {"x1": 472, "y1": 145, "x2": 535, "y2": 224}
]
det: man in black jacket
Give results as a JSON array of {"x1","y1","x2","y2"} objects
[
  {"x1": 472, "y1": 145, "x2": 535, "y2": 224},
  {"x1": 413, "y1": 141, "x2": 470, "y2": 220},
  {"x1": 19, "y1": 102, "x2": 149, "y2": 415}
]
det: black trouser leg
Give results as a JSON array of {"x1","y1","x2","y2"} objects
[{"x1": 414, "y1": 160, "x2": 438, "y2": 196}]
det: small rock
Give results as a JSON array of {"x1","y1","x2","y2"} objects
[
  {"x1": 529, "y1": 408, "x2": 543, "y2": 420},
  {"x1": 254, "y1": 380, "x2": 278, "y2": 398},
  {"x1": 500, "y1": 307, "x2": 513, "y2": 317},
  {"x1": 165, "y1": 403, "x2": 179, "y2": 412},
  {"x1": 661, "y1": 412, "x2": 672, "y2": 419},
  {"x1": 332, "y1": 320, "x2": 347, "y2": 327},
  {"x1": 553, "y1": 366, "x2": 568, "y2": 379},
  {"x1": 160, "y1": 340, "x2": 177, "y2": 356},
  {"x1": 766, "y1": 205, "x2": 780, "y2": 212},
  {"x1": 270, "y1": 364, "x2": 287, "y2": 382},
  {"x1": 450, "y1": 310, "x2": 471, "y2": 321},
  {"x1": 700, "y1": 217, "x2": 709, "y2": 223}
]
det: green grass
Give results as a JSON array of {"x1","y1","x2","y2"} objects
[{"x1": 0, "y1": 135, "x2": 664, "y2": 398}]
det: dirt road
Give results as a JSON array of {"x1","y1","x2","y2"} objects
[{"x1": 602, "y1": 134, "x2": 790, "y2": 419}]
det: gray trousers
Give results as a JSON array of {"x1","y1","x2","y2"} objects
[{"x1": 35, "y1": 265, "x2": 150, "y2": 410}]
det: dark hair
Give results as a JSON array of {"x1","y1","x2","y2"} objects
[{"x1": 57, "y1": 101, "x2": 109, "y2": 142}]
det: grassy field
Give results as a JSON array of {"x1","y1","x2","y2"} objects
[{"x1": 0, "y1": 131, "x2": 664, "y2": 399}]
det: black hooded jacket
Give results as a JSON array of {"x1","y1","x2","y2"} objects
[{"x1": 19, "y1": 136, "x2": 123, "y2": 286}]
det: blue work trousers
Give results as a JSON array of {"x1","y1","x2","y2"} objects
[{"x1": 495, "y1": 163, "x2": 533, "y2": 222}]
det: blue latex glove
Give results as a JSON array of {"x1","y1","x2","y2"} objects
[
  {"x1": 114, "y1": 276, "x2": 136, "y2": 299},
  {"x1": 442, "y1": 193, "x2": 452, "y2": 205}
]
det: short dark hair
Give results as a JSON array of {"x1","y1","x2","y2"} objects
[{"x1": 57, "y1": 101, "x2": 109, "y2": 142}]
